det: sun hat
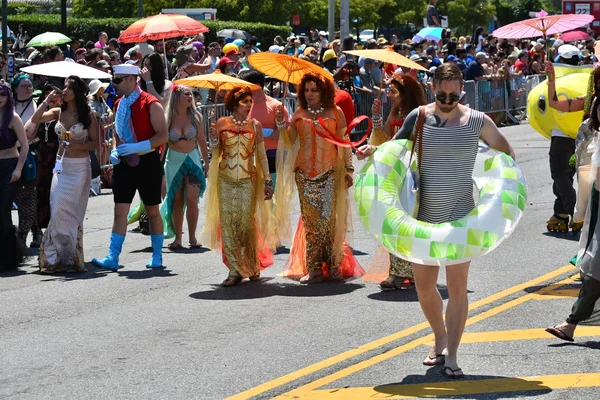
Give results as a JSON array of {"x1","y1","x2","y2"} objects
[{"x1": 88, "y1": 79, "x2": 110, "y2": 96}]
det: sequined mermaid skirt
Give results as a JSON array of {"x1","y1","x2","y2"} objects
[
  {"x1": 218, "y1": 174, "x2": 259, "y2": 278},
  {"x1": 295, "y1": 169, "x2": 342, "y2": 272},
  {"x1": 39, "y1": 157, "x2": 91, "y2": 272}
]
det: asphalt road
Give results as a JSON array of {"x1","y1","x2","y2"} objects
[{"x1": 1, "y1": 123, "x2": 598, "y2": 400}]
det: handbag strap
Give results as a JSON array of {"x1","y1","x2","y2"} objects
[{"x1": 408, "y1": 106, "x2": 425, "y2": 171}]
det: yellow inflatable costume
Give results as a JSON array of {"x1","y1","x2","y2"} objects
[{"x1": 527, "y1": 64, "x2": 592, "y2": 139}]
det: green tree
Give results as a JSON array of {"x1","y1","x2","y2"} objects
[{"x1": 446, "y1": 0, "x2": 496, "y2": 36}]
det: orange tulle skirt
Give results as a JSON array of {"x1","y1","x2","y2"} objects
[{"x1": 282, "y1": 219, "x2": 364, "y2": 279}]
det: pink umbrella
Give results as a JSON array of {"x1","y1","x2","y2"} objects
[
  {"x1": 560, "y1": 30, "x2": 592, "y2": 42},
  {"x1": 492, "y1": 10, "x2": 594, "y2": 39}
]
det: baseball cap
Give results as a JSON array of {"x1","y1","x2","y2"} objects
[
  {"x1": 303, "y1": 46, "x2": 318, "y2": 56},
  {"x1": 475, "y1": 52, "x2": 487, "y2": 59},
  {"x1": 426, "y1": 46, "x2": 436, "y2": 54},
  {"x1": 225, "y1": 49, "x2": 240, "y2": 57},
  {"x1": 363, "y1": 58, "x2": 376, "y2": 65},
  {"x1": 96, "y1": 60, "x2": 110, "y2": 69},
  {"x1": 217, "y1": 57, "x2": 235, "y2": 68},
  {"x1": 409, "y1": 54, "x2": 421, "y2": 62},
  {"x1": 323, "y1": 49, "x2": 337, "y2": 63},
  {"x1": 446, "y1": 55, "x2": 459, "y2": 62},
  {"x1": 558, "y1": 44, "x2": 581, "y2": 58}
]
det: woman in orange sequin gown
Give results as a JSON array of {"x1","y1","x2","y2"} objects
[{"x1": 275, "y1": 72, "x2": 363, "y2": 283}]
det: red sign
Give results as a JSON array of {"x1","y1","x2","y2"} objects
[{"x1": 292, "y1": 14, "x2": 300, "y2": 25}]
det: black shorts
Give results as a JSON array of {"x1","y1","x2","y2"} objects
[{"x1": 112, "y1": 151, "x2": 162, "y2": 206}]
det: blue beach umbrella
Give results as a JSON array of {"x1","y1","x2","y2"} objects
[{"x1": 412, "y1": 27, "x2": 444, "y2": 43}]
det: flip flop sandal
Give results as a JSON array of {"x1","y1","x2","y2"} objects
[
  {"x1": 443, "y1": 366, "x2": 464, "y2": 379},
  {"x1": 222, "y1": 276, "x2": 243, "y2": 287},
  {"x1": 168, "y1": 243, "x2": 183, "y2": 250},
  {"x1": 423, "y1": 353, "x2": 445, "y2": 366},
  {"x1": 189, "y1": 242, "x2": 201, "y2": 249},
  {"x1": 545, "y1": 326, "x2": 574, "y2": 342}
]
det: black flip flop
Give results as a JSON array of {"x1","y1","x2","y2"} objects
[
  {"x1": 443, "y1": 366, "x2": 464, "y2": 379},
  {"x1": 545, "y1": 326, "x2": 574, "y2": 342}
]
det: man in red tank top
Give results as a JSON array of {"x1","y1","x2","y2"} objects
[{"x1": 92, "y1": 64, "x2": 168, "y2": 272}]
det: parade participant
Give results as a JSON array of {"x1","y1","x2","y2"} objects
[
  {"x1": 546, "y1": 99, "x2": 600, "y2": 342},
  {"x1": 368, "y1": 73, "x2": 426, "y2": 290},
  {"x1": 161, "y1": 84, "x2": 209, "y2": 249},
  {"x1": 358, "y1": 64, "x2": 514, "y2": 378},
  {"x1": 274, "y1": 72, "x2": 362, "y2": 283},
  {"x1": 30, "y1": 76, "x2": 99, "y2": 273},
  {"x1": 25, "y1": 85, "x2": 60, "y2": 231},
  {"x1": 202, "y1": 86, "x2": 275, "y2": 286},
  {"x1": 11, "y1": 73, "x2": 43, "y2": 248},
  {"x1": 0, "y1": 82, "x2": 29, "y2": 271},
  {"x1": 92, "y1": 64, "x2": 168, "y2": 271},
  {"x1": 140, "y1": 53, "x2": 173, "y2": 107},
  {"x1": 545, "y1": 48, "x2": 586, "y2": 233},
  {"x1": 238, "y1": 69, "x2": 290, "y2": 185}
]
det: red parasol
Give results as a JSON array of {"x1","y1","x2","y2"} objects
[
  {"x1": 560, "y1": 30, "x2": 592, "y2": 42},
  {"x1": 118, "y1": 14, "x2": 209, "y2": 43}
]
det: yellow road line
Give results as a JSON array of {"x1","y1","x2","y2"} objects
[
  {"x1": 275, "y1": 274, "x2": 577, "y2": 397},
  {"x1": 531, "y1": 289, "x2": 580, "y2": 299},
  {"x1": 423, "y1": 326, "x2": 600, "y2": 344},
  {"x1": 228, "y1": 264, "x2": 574, "y2": 399},
  {"x1": 283, "y1": 372, "x2": 600, "y2": 399}
]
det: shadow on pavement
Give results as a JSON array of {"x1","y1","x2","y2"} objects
[
  {"x1": 548, "y1": 340, "x2": 600, "y2": 350},
  {"x1": 166, "y1": 246, "x2": 210, "y2": 254},
  {"x1": 118, "y1": 268, "x2": 178, "y2": 279},
  {"x1": 542, "y1": 231, "x2": 580, "y2": 242},
  {"x1": 36, "y1": 263, "x2": 109, "y2": 282},
  {"x1": 0, "y1": 268, "x2": 28, "y2": 278},
  {"x1": 367, "y1": 285, "x2": 451, "y2": 302},
  {"x1": 189, "y1": 279, "x2": 364, "y2": 300},
  {"x1": 374, "y1": 367, "x2": 551, "y2": 398}
]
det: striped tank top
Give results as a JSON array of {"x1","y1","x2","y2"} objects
[{"x1": 416, "y1": 108, "x2": 485, "y2": 224}]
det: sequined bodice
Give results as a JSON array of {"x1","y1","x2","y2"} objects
[
  {"x1": 55, "y1": 121, "x2": 88, "y2": 142},
  {"x1": 295, "y1": 118, "x2": 337, "y2": 178},
  {"x1": 219, "y1": 129, "x2": 256, "y2": 181}
]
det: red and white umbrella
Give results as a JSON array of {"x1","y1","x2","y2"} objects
[{"x1": 492, "y1": 10, "x2": 594, "y2": 39}]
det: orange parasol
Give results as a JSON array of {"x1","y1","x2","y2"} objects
[
  {"x1": 118, "y1": 14, "x2": 209, "y2": 43},
  {"x1": 174, "y1": 71, "x2": 260, "y2": 121},
  {"x1": 343, "y1": 47, "x2": 427, "y2": 71},
  {"x1": 248, "y1": 52, "x2": 334, "y2": 85}
]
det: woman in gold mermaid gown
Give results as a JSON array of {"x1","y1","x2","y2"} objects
[
  {"x1": 275, "y1": 72, "x2": 363, "y2": 284},
  {"x1": 202, "y1": 86, "x2": 275, "y2": 287}
]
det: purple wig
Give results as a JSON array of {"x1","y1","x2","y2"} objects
[
  {"x1": 0, "y1": 83, "x2": 15, "y2": 147},
  {"x1": 192, "y1": 41, "x2": 205, "y2": 62}
]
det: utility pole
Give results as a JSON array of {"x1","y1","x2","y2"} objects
[
  {"x1": 340, "y1": 0, "x2": 349, "y2": 41},
  {"x1": 61, "y1": 0, "x2": 67, "y2": 35},
  {"x1": 138, "y1": 0, "x2": 143, "y2": 18},
  {"x1": 328, "y1": 0, "x2": 335, "y2": 42},
  {"x1": 1, "y1": 0, "x2": 7, "y2": 54}
]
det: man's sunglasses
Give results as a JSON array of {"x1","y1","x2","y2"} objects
[
  {"x1": 435, "y1": 93, "x2": 461, "y2": 104},
  {"x1": 113, "y1": 75, "x2": 132, "y2": 85}
]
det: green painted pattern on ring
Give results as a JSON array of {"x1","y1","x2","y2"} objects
[{"x1": 354, "y1": 139, "x2": 527, "y2": 266}]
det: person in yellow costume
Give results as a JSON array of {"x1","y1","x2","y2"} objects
[{"x1": 543, "y1": 45, "x2": 587, "y2": 233}]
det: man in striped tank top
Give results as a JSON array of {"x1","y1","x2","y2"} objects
[{"x1": 359, "y1": 63, "x2": 514, "y2": 378}]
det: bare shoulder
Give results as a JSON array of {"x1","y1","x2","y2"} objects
[{"x1": 150, "y1": 101, "x2": 165, "y2": 113}]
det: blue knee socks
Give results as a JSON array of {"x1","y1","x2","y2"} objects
[
  {"x1": 92, "y1": 233, "x2": 125, "y2": 271},
  {"x1": 146, "y1": 233, "x2": 164, "y2": 268}
]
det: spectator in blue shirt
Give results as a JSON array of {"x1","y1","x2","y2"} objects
[
  {"x1": 426, "y1": 46, "x2": 442, "y2": 67},
  {"x1": 465, "y1": 52, "x2": 487, "y2": 81},
  {"x1": 465, "y1": 44, "x2": 476, "y2": 66}
]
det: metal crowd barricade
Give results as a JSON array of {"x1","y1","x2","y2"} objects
[{"x1": 98, "y1": 75, "x2": 548, "y2": 172}]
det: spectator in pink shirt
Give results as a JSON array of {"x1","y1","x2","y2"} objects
[{"x1": 94, "y1": 32, "x2": 108, "y2": 49}]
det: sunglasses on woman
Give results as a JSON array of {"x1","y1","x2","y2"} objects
[{"x1": 435, "y1": 92, "x2": 461, "y2": 104}]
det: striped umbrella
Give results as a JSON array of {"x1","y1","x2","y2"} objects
[{"x1": 412, "y1": 27, "x2": 444, "y2": 43}]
